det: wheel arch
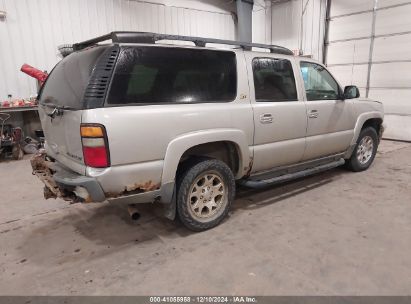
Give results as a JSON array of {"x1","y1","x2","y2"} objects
[
  {"x1": 161, "y1": 129, "x2": 251, "y2": 187},
  {"x1": 344, "y1": 112, "x2": 383, "y2": 159},
  {"x1": 178, "y1": 141, "x2": 240, "y2": 176},
  {"x1": 159, "y1": 129, "x2": 250, "y2": 220},
  {"x1": 351, "y1": 112, "x2": 384, "y2": 146},
  {"x1": 361, "y1": 117, "x2": 383, "y2": 137}
]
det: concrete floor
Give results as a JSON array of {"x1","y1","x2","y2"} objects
[{"x1": 0, "y1": 140, "x2": 410, "y2": 295}]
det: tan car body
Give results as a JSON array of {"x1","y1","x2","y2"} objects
[{"x1": 35, "y1": 43, "x2": 384, "y2": 211}]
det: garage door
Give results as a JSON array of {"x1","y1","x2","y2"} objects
[{"x1": 325, "y1": 0, "x2": 411, "y2": 141}]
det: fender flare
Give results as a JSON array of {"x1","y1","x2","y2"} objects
[
  {"x1": 344, "y1": 111, "x2": 384, "y2": 159},
  {"x1": 159, "y1": 129, "x2": 251, "y2": 214},
  {"x1": 161, "y1": 128, "x2": 251, "y2": 186},
  {"x1": 351, "y1": 111, "x2": 384, "y2": 146}
]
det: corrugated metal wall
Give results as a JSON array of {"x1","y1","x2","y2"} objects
[
  {"x1": 0, "y1": 0, "x2": 236, "y2": 100},
  {"x1": 252, "y1": 0, "x2": 272, "y2": 45},
  {"x1": 326, "y1": 0, "x2": 411, "y2": 141},
  {"x1": 265, "y1": 0, "x2": 411, "y2": 141},
  {"x1": 268, "y1": 0, "x2": 327, "y2": 60}
]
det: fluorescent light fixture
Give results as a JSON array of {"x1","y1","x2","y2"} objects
[{"x1": 0, "y1": 10, "x2": 6, "y2": 21}]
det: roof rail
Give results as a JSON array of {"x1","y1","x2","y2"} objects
[{"x1": 72, "y1": 31, "x2": 294, "y2": 56}]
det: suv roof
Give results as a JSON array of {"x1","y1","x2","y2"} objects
[{"x1": 72, "y1": 31, "x2": 294, "y2": 56}]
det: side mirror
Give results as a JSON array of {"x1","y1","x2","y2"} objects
[{"x1": 343, "y1": 85, "x2": 360, "y2": 99}]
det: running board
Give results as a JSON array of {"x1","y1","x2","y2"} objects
[{"x1": 239, "y1": 158, "x2": 345, "y2": 189}]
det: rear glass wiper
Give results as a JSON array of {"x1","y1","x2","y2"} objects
[{"x1": 41, "y1": 103, "x2": 75, "y2": 118}]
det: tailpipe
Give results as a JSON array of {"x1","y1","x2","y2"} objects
[{"x1": 127, "y1": 204, "x2": 141, "y2": 221}]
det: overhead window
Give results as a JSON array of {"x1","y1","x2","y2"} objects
[
  {"x1": 300, "y1": 61, "x2": 340, "y2": 101},
  {"x1": 252, "y1": 58, "x2": 298, "y2": 102},
  {"x1": 107, "y1": 46, "x2": 237, "y2": 105}
]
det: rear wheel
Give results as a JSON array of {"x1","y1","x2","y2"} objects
[
  {"x1": 177, "y1": 159, "x2": 235, "y2": 232},
  {"x1": 345, "y1": 127, "x2": 378, "y2": 172}
]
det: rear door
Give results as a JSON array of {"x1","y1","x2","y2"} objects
[
  {"x1": 298, "y1": 60, "x2": 357, "y2": 161},
  {"x1": 38, "y1": 46, "x2": 107, "y2": 175},
  {"x1": 247, "y1": 53, "x2": 307, "y2": 173}
]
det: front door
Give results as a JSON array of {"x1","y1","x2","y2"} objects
[
  {"x1": 247, "y1": 54, "x2": 308, "y2": 173},
  {"x1": 298, "y1": 61, "x2": 357, "y2": 161}
]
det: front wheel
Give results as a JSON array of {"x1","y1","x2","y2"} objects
[
  {"x1": 345, "y1": 127, "x2": 378, "y2": 172},
  {"x1": 177, "y1": 159, "x2": 235, "y2": 232}
]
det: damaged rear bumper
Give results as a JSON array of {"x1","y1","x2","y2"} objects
[
  {"x1": 31, "y1": 153, "x2": 105, "y2": 202},
  {"x1": 31, "y1": 153, "x2": 166, "y2": 204}
]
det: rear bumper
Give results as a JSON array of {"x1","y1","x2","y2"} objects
[
  {"x1": 31, "y1": 153, "x2": 105, "y2": 202},
  {"x1": 31, "y1": 153, "x2": 166, "y2": 204},
  {"x1": 53, "y1": 167, "x2": 106, "y2": 202}
]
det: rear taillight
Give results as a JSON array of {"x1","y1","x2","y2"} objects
[{"x1": 80, "y1": 124, "x2": 110, "y2": 168}]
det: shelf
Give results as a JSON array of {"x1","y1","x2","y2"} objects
[{"x1": 0, "y1": 106, "x2": 38, "y2": 113}]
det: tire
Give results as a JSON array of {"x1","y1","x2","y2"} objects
[
  {"x1": 176, "y1": 159, "x2": 235, "y2": 232},
  {"x1": 345, "y1": 127, "x2": 378, "y2": 172}
]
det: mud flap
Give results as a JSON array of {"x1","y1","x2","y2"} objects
[
  {"x1": 379, "y1": 124, "x2": 385, "y2": 143},
  {"x1": 162, "y1": 185, "x2": 177, "y2": 220}
]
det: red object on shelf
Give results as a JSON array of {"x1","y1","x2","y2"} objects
[{"x1": 20, "y1": 64, "x2": 48, "y2": 86}]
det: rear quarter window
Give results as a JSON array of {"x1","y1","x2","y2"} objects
[{"x1": 107, "y1": 46, "x2": 237, "y2": 105}]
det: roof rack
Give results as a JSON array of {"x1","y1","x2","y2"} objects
[{"x1": 72, "y1": 31, "x2": 294, "y2": 56}]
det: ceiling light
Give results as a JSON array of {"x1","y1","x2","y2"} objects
[{"x1": 0, "y1": 11, "x2": 6, "y2": 21}]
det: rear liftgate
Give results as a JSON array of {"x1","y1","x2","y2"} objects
[{"x1": 31, "y1": 124, "x2": 110, "y2": 203}]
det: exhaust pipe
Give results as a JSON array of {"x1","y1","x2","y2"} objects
[{"x1": 127, "y1": 204, "x2": 141, "y2": 221}]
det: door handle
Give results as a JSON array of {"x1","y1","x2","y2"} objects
[
  {"x1": 260, "y1": 113, "x2": 273, "y2": 124},
  {"x1": 308, "y1": 110, "x2": 319, "y2": 118}
]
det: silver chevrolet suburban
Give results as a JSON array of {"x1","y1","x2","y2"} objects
[{"x1": 32, "y1": 32, "x2": 384, "y2": 231}]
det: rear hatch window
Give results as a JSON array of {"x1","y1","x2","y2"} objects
[
  {"x1": 37, "y1": 46, "x2": 108, "y2": 174},
  {"x1": 39, "y1": 46, "x2": 107, "y2": 109}
]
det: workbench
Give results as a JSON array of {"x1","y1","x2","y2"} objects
[{"x1": 0, "y1": 106, "x2": 41, "y2": 139}]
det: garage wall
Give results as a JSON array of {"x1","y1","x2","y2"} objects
[
  {"x1": 252, "y1": 0, "x2": 272, "y2": 45},
  {"x1": 0, "y1": 0, "x2": 236, "y2": 100},
  {"x1": 262, "y1": 0, "x2": 327, "y2": 60},
  {"x1": 326, "y1": 0, "x2": 411, "y2": 141}
]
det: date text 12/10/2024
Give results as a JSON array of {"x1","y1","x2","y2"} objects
[{"x1": 149, "y1": 297, "x2": 257, "y2": 303}]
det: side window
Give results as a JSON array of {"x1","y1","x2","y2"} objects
[
  {"x1": 126, "y1": 65, "x2": 157, "y2": 96},
  {"x1": 300, "y1": 62, "x2": 340, "y2": 101},
  {"x1": 107, "y1": 47, "x2": 237, "y2": 105},
  {"x1": 252, "y1": 58, "x2": 298, "y2": 102}
]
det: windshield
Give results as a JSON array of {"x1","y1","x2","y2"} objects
[{"x1": 39, "y1": 46, "x2": 107, "y2": 110}]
